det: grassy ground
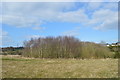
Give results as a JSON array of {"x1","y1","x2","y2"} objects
[{"x1": 2, "y1": 55, "x2": 118, "y2": 78}]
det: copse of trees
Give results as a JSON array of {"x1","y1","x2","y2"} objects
[
  {"x1": 22, "y1": 36, "x2": 114, "y2": 59},
  {"x1": 1, "y1": 47, "x2": 24, "y2": 55}
]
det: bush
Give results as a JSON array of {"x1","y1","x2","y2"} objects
[{"x1": 108, "y1": 46, "x2": 120, "y2": 58}]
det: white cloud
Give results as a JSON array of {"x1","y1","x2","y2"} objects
[
  {"x1": 0, "y1": 30, "x2": 13, "y2": 47},
  {"x1": 0, "y1": 30, "x2": 9, "y2": 43},
  {"x1": 1, "y1": 2, "x2": 118, "y2": 31},
  {"x1": 82, "y1": 2, "x2": 118, "y2": 30},
  {"x1": 86, "y1": 2, "x2": 118, "y2": 11},
  {"x1": 26, "y1": 35, "x2": 44, "y2": 39},
  {"x1": 1, "y1": 2, "x2": 77, "y2": 29},
  {"x1": 1, "y1": 14, "x2": 45, "y2": 29},
  {"x1": 57, "y1": 9, "x2": 89, "y2": 23},
  {"x1": 2, "y1": 30, "x2": 8, "y2": 36},
  {"x1": 62, "y1": 27, "x2": 80, "y2": 36},
  {"x1": 32, "y1": 26, "x2": 46, "y2": 30},
  {"x1": 102, "y1": 2, "x2": 118, "y2": 10},
  {"x1": 91, "y1": 9, "x2": 118, "y2": 30},
  {"x1": 87, "y1": 2, "x2": 102, "y2": 10}
]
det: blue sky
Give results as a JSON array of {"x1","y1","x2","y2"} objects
[{"x1": 1, "y1": 2, "x2": 118, "y2": 47}]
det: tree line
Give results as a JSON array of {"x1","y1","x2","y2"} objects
[
  {"x1": 22, "y1": 36, "x2": 115, "y2": 59},
  {"x1": 1, "y1": 47, "x2": 24, "y2": 55}
]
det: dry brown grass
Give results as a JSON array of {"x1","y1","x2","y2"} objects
[{"x1": 2, "y1": 55, "x2": 118, "y2": 78}]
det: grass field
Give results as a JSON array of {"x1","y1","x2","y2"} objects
[{"x1": 1, "y1": 55, "x2": 118, "y2": 78}]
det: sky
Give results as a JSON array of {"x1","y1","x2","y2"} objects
[{"x1": 0, "y1": 2, "x2": 118, "y2": 47}]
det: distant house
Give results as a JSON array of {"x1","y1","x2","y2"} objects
[
  {"x1": 111, "y1": 43, "x2": 117, "y2": 46},
  {"x1": 106, "y1": 42, "x2": 120, "y2": 47},
  {"x1": 106, "y1": 43, "x2": 110, "y2": 47},
  {"x1": 106, "y1": 44, "x2": 110, "y2": 47},
  {"x1": 116, "y1": 42, "x2": 120, "y2": 46}
]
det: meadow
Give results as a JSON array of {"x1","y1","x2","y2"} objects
[{"x1": 2, "y1": 55, "x2": 118, "y2": 78}]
